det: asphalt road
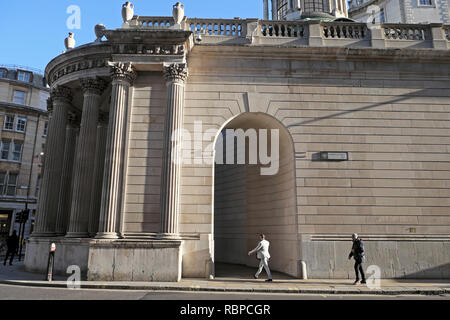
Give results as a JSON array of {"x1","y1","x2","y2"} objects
[{"x1": 0, "y1": 284, "x2": 449, "y2": 300}]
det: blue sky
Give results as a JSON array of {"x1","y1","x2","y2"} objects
[{"x1": 0, "y1": 0, "x2": 262, "y2": 72}]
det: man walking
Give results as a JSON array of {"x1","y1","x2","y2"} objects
[
  {"x1": 348, "y1": 233, "x2": 366, "y2": 285},
  {"x1": 248, "y1": 234, "x2": 273, "y2": 282},
  {"x1": 3, "y1": 230, "x2": 19, "y2": 266}
]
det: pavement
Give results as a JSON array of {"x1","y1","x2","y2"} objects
[{"x1": 1, "y1": 260, "x2": 450, "y2": 296}]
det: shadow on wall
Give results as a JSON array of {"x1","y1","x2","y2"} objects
[{"x1": 399, "y1": 263, "x2": 450, "y2": 280}]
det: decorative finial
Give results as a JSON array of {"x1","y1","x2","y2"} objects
[
  {"x1": 172, "y1": 2, "x2": 185, "y2": 25},
  {"x1": 95, "y1": 24, "x2": 106, "y2": 42},
  {"x1": 122, "y1": 2, "x2": 134, "y2": 24},
  {"x1": 64, "y1": 32, "x2": 75, "y2": 50}
]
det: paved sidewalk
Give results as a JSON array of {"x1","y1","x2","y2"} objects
[{"x1": 1, "y1": 260, "x2": 450, "y2": 296}]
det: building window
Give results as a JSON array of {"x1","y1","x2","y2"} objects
[
  {"x1": 277, "y1": 0, "x2": 289, "y2": 19},
  {"x1": 1, "y1": 141, "x2": 10, "y2": 160},
  {"x1": 0, "y1": 69, "x2": 7, "y2": 78},
  {"x1": 6, "y1": 173, "x2": 18, "y2": 196},
  {"x1": 4, "y1": 115, "x2": 14, "y2": 130},
  {"x1": 43, "y1": 121, "x2": 48, "y2": 136},
  {"x1": 0, "y1": 172, "x2": 6, "y2": 194},
  {"x1": 419, "y1": 0, "x2": 433, "y2": 5},
  {"x1": 16, "y1": 117, "x2": 27, "y2": 132},
  {"x1": 379, "y1": 8, "x2": 386, "y2": 23},
  {"x1": 17, "y1": 70, "x2": 32, "y2": 83},
  {"x1": 13, "y1": 90, "x2": 26, "y2": 104},
  {"x1": 12, "y1": 142, "x2": 23, "y2": 162}
]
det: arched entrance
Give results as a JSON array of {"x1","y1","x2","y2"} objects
[{"x1": 213, "y1": 112, "x2": 299, "y2": 278}]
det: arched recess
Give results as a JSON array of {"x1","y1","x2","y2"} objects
[{"x1": 213, "y1": 112, "x2": 299, "y2": 277}]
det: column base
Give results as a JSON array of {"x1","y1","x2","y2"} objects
[
  {"x1": 30, "y1": 232, "x2": 57, "y2": 238},
  {"x1": 65, "y1": 232, "x2": 91, "y2": 238},
  {"x1": 95, "y1": 232, "x2": 120, "y2": 239},
  {"x1": 156, "y1": 233, "x2": 181, "y2": 240}
]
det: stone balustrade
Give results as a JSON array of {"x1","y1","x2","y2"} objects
[
  {"x1": 126, "y1": 16, "x2": 449, "y2": 49},
  {"x1": 189, "y1": 18, "x2": 245, "y2": 37}
]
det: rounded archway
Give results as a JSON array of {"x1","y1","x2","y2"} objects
[{"x1": 213, "y1": 112, "x2": 299, "y2": 278}]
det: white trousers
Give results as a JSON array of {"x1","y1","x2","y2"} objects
[{"x1": 255, "y1": 257, "x2": 272, "y2": 279}]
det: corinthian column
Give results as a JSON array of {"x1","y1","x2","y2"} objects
[
  {"x1": 66, "y1": 78, "x2": 106, "y2": 238},
  {"x1": 32, "y1": 86, "x2": 72, "y2": 237},
  {"x1": 88, "y1": 112, "x2": 109, "y2": 236},
  {"x1": 96, "y1": 62, "x2": 136, "y2": 239},
  {"x1": 55, "y1": 111, "x2": 80, "y2": 236},
  {"x1": 158, "y1": 63, "x2": 188, "y2": 239}
]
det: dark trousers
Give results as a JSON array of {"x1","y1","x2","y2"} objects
[
  {"x1": 354, "y1": 261, "x2": 365, "y2": 281},
  {"x1": 3, "y1": 249, "x2": 16, "y2": 265}
]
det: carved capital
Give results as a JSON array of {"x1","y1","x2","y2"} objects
[
  {"x1": 80, "y1": 77, "x2": 107, "y2": 96},
  {"x1": 109, "y1": 62, "x2": 137, "y2": 84},
  {"x1": 50, "y1": 86, "x2": 73, "y2": 104},
  {"x1": 163, "y1": 63, "x2": 188, "y2": 84}
]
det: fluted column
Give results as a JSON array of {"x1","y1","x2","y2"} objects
[
  {"x1": 55, "y1": 112, "x2": 80, "y2": 236},
  {"x1": 32, "y1": 86, "x2": 72, "y2": 237},
  {"x1": 96, "y1": 62, "x2": 136, "y2": 239},
  {"x1": 88, "y1": 112, "x2": 109, "y2": 237},
  {"x1": 263, "y1": 0, "x2": 269, "y2": 20},
  {"x1": 66, "y1": 78, "x2": 106, "y2": 238},
  {"x1": 158, "y1": 63, "x2": 188, "y2": 239}
]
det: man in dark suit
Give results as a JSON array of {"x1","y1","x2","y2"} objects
[
  {"x1": 348, "y1": 233, "x2": 366, "y2": 285},
  {"x1": 3, "y1": 230, "x2": 19, "y2": 266}
]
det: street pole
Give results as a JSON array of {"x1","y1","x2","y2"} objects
[{"x1": 18, "y1": 204, "x2": 28, "y2": 261}]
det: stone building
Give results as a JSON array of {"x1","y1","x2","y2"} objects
[
  {"x1": 263, "y1": 0, "x2": 349, "y2": 20},
  {"x1": 0, "y1": 65, "x2": 49, "y2": 245},
  {"x1": 25, "y1": 2, "x2": 450, "y2": 281},
  {"x1": 349, "y1": 0, "x2": 450, "y2": 24}
]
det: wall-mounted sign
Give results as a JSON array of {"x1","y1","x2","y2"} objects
[{"x1": 319, "y1": 151, "x2": 349, "y2": 161}]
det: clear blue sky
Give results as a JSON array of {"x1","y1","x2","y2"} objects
[{"x1": 0, "y1": 0, "x2": 262, "y2": 72}]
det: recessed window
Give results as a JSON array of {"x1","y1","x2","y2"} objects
[
  {"x1": 16, "y1": 117, "x2": 27, "y2": 132},
  {"x1": 12, "y1": 142, "x2": 23, "y2": 162},
  {"x1": 0, "y1": 69, "x2": 7, "y2": 78},
  {"x1": 13, "y1": 90, "x2": 26, "y2": 104},
  {"x1": 4, "y1": 115, "x2": 14, "y2": 131},
  {"x1": 43, "y1": 121, "x2": 48, "y2": 136},
  {"x1": 6, "y1": 173, "x2": 18, "y2": 196},
  {"x1": 0, "y1": 172, "x2": 6, "y2": 194},
  {"x1": 419, "y1": 0, "x2": 433, "y2": 5},
  {"x1": 1, "y1": 141, "x2": 10, "y2": 160},
  {"x1": 17, "y1": 70, "x2": 32, "y2": 83}
]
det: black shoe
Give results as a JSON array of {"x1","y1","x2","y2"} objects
[
  {"x1": 361, "y1": 280, "x2": 367, "y2": 284},
  {"x1": 254, "y1": 275, "x2": 258, "y2": 279},
  {"x1": 265, "y1": 279, "x2": 273, "y2": 282}
]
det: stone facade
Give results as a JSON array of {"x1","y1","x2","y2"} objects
[
  {"x1": 349, "y1": 0, "x2": 450, "y2": 24},
  {"x1": 25, "y1": 4, "x2": 450, "y2": 281}
]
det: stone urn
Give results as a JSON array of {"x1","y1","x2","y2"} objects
[
  {"x1": 94, "y1": 24, "x2": 106, "y2": 42},
  {"x1": 122, "y1": 2, "x2": 134, "y2": 23},
  {"x1": 64, "y1": 32, "x2": 75, "y2": 50},
  {"x1": 172, "y1": 2, "x2": 184, "y2": 25}
]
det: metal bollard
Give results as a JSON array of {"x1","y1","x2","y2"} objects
[{"x1": 46, "y1": 243, "x2": 56, "y2": 281}]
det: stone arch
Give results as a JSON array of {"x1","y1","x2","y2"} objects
[{"x1": 213, "y1": 112, "x2": 299, "y2": 278}]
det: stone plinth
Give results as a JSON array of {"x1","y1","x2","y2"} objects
[{"x1": 87, "y1": 240, "x2": 182, "y2": 282}]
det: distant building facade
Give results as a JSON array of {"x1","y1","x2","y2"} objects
[
  {"x1": 0, "y1": 65, "x2": 49, "y2": 245},
  {"x1": 263, "y1": 0, "x2": 349, "y2": 20},
  {"x1": 349, "y1": 0, "x2": 450, "y2": 24}
]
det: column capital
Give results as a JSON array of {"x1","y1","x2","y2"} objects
[
  {"x1": 109, "y1": 62, "x2": 137, "y2": 84},
  {"x1": 47, "y1": 97, "x2": 53, "y2": 115},
  {"x1": 80, "y1": 77, "x2": 107, "y2": 96},
  {"x1": 51, "y1": 85, "x2": 73, "y2": 104},
  {"x1": 163, "y1": 63, "x2": 188, "y2": 84}
]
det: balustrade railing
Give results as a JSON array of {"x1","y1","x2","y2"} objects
[
  {"x1": 128, "y1": 17, "x2": 448, "y2": 49},
  {"x1": 321, "y1": 22, "x2": 368, "y2": 39},
  {"x1": 188, "y1": 19, "x2": 244, "y2": 36},
  {"x1": 259, "y1": 21, "x2": 307, "y2": 38},
  {"x1": 382, "y1": 24, "x2": 430, "y2": 40}
]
